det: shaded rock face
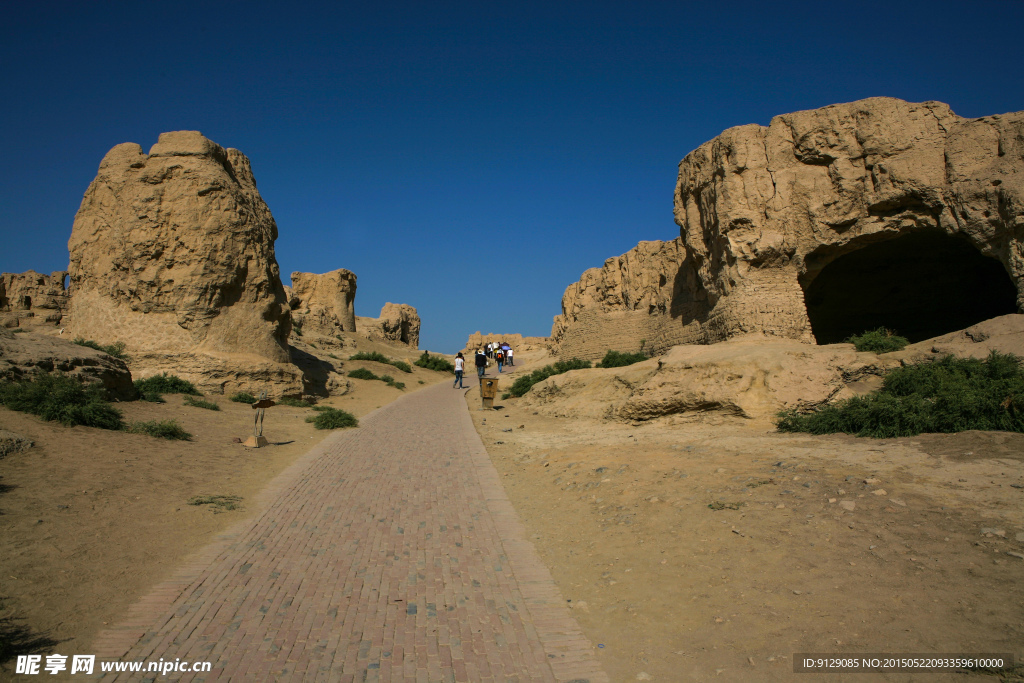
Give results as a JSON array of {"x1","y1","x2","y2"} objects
[
  {"x1": 0, "y1": 328, "x2": 136, "y2": 400},
  {"x1": 0, "y1": 270, "x2": 70, "y2": 331},
  {"x1": 553, "y1": 98, "x2": 1024, "y2": 359},
  {"x1": 356, "y1": 303, "x2": 420, "y2": 348},
  {"x1": 67, "y1": 131, "x2": 299, "y2": 395},
  {"x1": 288, "y1": 269, "x2": 357, "y2": 337}
]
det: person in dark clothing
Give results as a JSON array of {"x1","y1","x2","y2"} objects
[{"x1": 475, "y1": 348, "x2": 487, "y2": 379}]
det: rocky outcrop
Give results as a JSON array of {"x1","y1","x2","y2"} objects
[
  {"x1": 0, "y1": 328, "x2": 136, "y2": 400},
  {"x1": 0, "y1": 270, "x2": 70, "y2": 331},
  {"x1": 519, "y1": 339, "x2": 889, "y2": 423},
  {"x1": 527, "y1": 314, "x2": 1024, "y2": 424},
  {"x1": 288, "y1": 269, "x2": 357, "y2": 338},
  {"x1": 464, "y1": 332, "x2": 551, "y2": 353},
  {"x1": 66, "y1": 131, "x2": 301, "y2": 395},
  {"x1": 553, "y1": 98, "x2": 1024, "y2": 359},
  {"x1": 356, "y1": 303, "x2": 421, "y2": 348}
]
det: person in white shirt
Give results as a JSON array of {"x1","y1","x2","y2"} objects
[{"x1": 453, "y1": 352, "x2": 465, "y2": 388}]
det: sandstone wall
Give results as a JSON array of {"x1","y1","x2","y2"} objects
[
  {"x1": 552, "y1": 98, "x2": 1024, "y2": 358},
  {"x1": 67, "y1": 131, "x2": 301, "y2": 395},
  {"x1": 356, "y1": 303, "x2": 421, "y2": 348},
  {"x1": 0, "y1": 270, "x2": 70, "y2": 331},
  {"x1": 289, "y1": 269, "x2": 357, "y2": 337}
]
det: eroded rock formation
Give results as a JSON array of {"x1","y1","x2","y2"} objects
[
  {"x1": 288, "y1": 269, "x2": 357, "y2": 338},
  {"x1": 0, "y1": 270, "x2": 70, "y2": 331},
  {"x1": 0, "y1": 328, "x2": 136, "y2": 400},
  {"x1": 67, "y1": 131, "x2": 300, "y2": 395},
  {"x1": 524, "y1": 314, "x2": 1024, "y2": 423},
  {"x1": 356, "y1": 303, "x2": 421, "y2": 348},
  {"x1": 553, "y1": 98, "x2": 1024, "y2": 359}
]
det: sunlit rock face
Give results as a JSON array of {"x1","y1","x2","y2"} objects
[
  {"x1": 552, "y1": 98, "x2": 1024, "y2": 359},
  {"x1": 67, "y1": 131, "x2": 301, "y2": 395}
]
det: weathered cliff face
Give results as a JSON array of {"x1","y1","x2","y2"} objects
[
  {"x1": 0, "y1": 270, "x2": 70, "y2": 331},
  {"x1": 355, "y1": 303, "x2": 421, "y2": 348},
  {"x1": 67, "y1": 131, "x2": 301, "y2": 395},
  {"x1": 289, "y1": 269, "x2": 358, "y2": 338},
  {"x1": 550, "y1": 239, "x2": 697, "y2": 359},
  {"x1": 553, "y1": 98, "x2": 1024, "y2": 359}
]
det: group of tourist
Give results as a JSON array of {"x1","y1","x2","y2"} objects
[{"x1": 452, "y1": 341, "x2": 516, "y2": 388}]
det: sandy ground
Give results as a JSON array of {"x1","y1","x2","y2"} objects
[
  {"x1": 4, "y1": 338, "x2": 1024, "y2": 682},
  {"x1": 0, "y1": 336, "x2": 450, "y2": 675},
  {"x1": 466, "y1": 351, "x2": 1024, "y2": 682}
]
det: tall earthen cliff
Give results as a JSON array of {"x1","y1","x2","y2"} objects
[
  {"x1": 553, "y1": 98, "x2": 1024, "y2": 359},
  {"x1": 67, "y1": 131, "x2": 301, "y2": 394}
]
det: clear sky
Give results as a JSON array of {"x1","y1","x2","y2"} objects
[{"x1": 2, "y1": 1, "x2": 1023, "y2": 353}]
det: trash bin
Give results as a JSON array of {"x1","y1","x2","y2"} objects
[{"x1": 479, "y1": 377, "x2": 499, "y2": 410}]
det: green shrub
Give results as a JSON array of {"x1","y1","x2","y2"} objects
[
  {"x1": 188, "y1": 494, "x2": 241, "y2": 511},
  {"x1": 133, "y1": 373, "x2": 200, "y2": 396},
  {"x1": 777, "y1": 351, "x2": 1024, "y2": 437},
  {"x1": 349, "y1": 351, "x2": 413, "y2": 373},
  {"x1": 278, "y1": 396, "x2": 315, "y2": 407},
  {"x1": 11, "y1": 328, "x2": 26, "y2": 333},
  {"x1": 348, "y1": 368, "x2": 379, "y2": 381},
  {"x1": 140, "y1": 392, "x2": 166, "y2": 403},
  {"x1": 845, "y1": 328, "x2": 910, "y2": 353},
  {"x1": 73, "y1": 337, "x2": 129, "y2": 360},
  {"x1": 506, "y1": 358, "x2": 592, "y2": 398},
  {"x1": 596, "y1": 350, "x2": 648, "y2": 368},
  {"x1": 126, "y1": 419, "x2": 192, "y2": 440},
  {"x1": 229, "y1": 392, "x2": 256, "y2": 404},
  {"x1": 350, "y1": 351, "x2": 390, "y2": 364},
  {"x1": 305, "y1": 407, "x2": 359, "y2": 429},
  {"x1": 414, "y1": 352, "x2": 455, "y2": 373},
  {"x1": 183, "y1": 395, "x2": 220, "y2": 411},
  {"x1": 0, "y1": 373, "x2": 124, "y2": 430}
]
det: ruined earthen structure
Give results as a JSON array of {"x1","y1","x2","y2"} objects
[
  {"x1": 552, "y1": 98, "x2": 1024, "y2": 359},
  {"x1": 67, "y1": 131, "x2": 301, "y2": 395},
  {"x1": 355, "y1": 303, "x2": 421, "y2": 348},
  {"x1": 288, "y1": 269, "x2": 358, "y2": 337},
  {"x1": 0, "y1": 270, "x2": 70, "y2": 331},
  {"x1": 464, "y1": 332, "x2": 551, "y2": 353}
]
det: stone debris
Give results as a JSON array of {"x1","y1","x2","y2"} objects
[{"x1": 0, "y1": 429, "x2": 34, "y2": 458}]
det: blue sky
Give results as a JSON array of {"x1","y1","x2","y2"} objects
[{"x1": 2, "y1": 1, "x2": 1023, "y2": 353}]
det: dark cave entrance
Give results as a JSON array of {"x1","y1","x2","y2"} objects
[{"x1": 803, "y1": 231, "x2": 1019, "y2": 345}]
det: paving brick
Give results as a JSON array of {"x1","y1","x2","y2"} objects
[{"x1": 93, "y1": 383, "x2": 607, "y2": 682}]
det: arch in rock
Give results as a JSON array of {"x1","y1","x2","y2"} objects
[{"x1": 801, "y1": 230, "x2": 1019, "y2": 344}]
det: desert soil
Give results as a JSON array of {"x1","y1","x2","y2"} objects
[
  {"x1": 0, "y1": 336, "x2": 449, "y2": 676},
  {"x1": 466, "y1": 351, "x2": 1024, "y2": 682},
  {"x1": 4, "y1": 341, "x2": 1024, "y2": 683}
]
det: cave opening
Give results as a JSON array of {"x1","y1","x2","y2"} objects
[{"x1": 802, "y1": 231, "x2": 1019, "y2": 345}]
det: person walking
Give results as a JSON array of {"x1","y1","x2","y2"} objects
[
  {"x1": 475, "y1": 348, "x2": 487, "y2": 379},
  {"x1": 506, "y1": 346, "x2": 514, "y2": 366},
  {"x1": 494, "y1": 347, "x2": 504, "y2": 373},
  {"x1": 453, "y1": 352, "x2": 465, "y2": 388}
]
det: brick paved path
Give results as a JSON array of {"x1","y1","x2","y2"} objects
[{"x1": 93, "y1": 382, "x2": 608, "y2": 682}]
